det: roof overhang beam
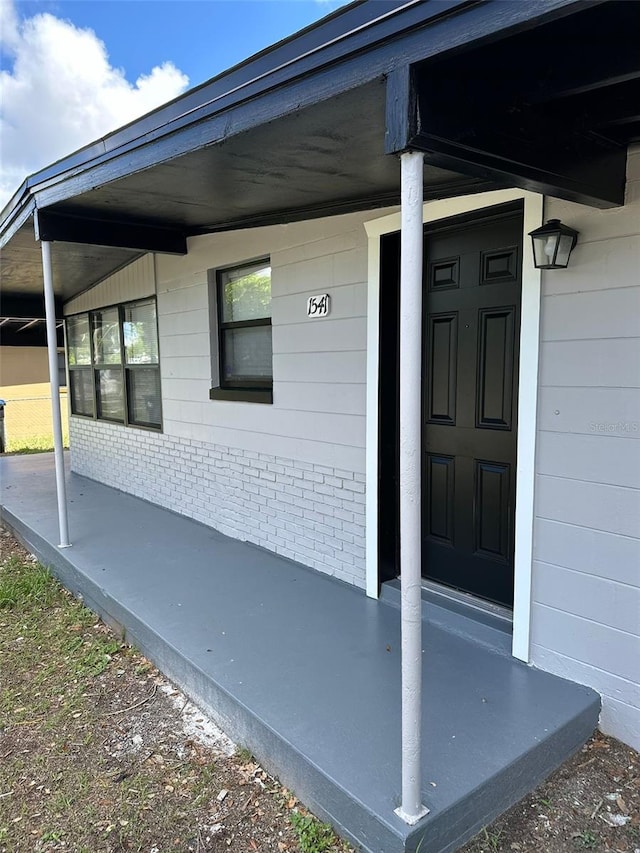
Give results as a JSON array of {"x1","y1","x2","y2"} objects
[
  {"x1": 385, "y1": 64, "x2": 628, "y2": 209},
  {"x1": 0, "y1": 293, "x2": 62, "y2": 319},
  {"x1": 34, "y1": 210, "x2": 187, "y2": 254}
]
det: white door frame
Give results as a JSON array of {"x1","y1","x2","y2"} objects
[{"x1": 364, "y1": 188, "x2": 543, "y2": 663}]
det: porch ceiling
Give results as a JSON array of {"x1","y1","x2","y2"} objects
[
  {"x1": 1, "y1": 0, "x2": 639, "y2": 309},
  {"x1": 39, "y1": 82, "x2": 491, "y2": 236},
  {"x1": 0, "y1": 220, "x2": 142, "y2": 301}
]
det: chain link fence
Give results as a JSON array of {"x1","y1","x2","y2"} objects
[{"x1": 0, "y1": 389, "x2": 69, "y2": 453}]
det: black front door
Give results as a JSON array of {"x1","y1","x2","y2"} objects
[
  {"x1": 378, "y1": 202, "x2": 523, "y2": 608},
  {"x1": 423, "y1": 205, "x2": 522, "y2": 607}
]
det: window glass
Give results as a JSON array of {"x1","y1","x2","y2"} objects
[
  {"x1": 92, "y1": 308, "x2": 121, "y2": 364},
  {"x1": 220, "y1": 263, "x2": 272, "y2": 322},
  {"x1": 57, "y1": 351, "x2": 67, "y2": 388},
  {"x1": 128, "y1": 367, "x2": 162, "y2": 428},
  {"x1": 223, "y1": 326, "x2": 273, "y2": 382},
  {"x1": 67, "y1": 315, "x2": 91, "y2": 365},
  {"x1": 123, "y1": 300, "x2": 159, "y2": 365},
  {"x1": 67, "y1": 297, "x2": 162, "y2": 426},
  {"x1": 69, "y1": 369, "x2": 94, "y2": 417},
  {"x1": 96, "y1": 368, "x2": 125, "y2": 421}
]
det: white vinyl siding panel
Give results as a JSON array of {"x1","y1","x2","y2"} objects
[
  {"x1": 64, "y1": 255, "x2": 155, "y2": 315},
  {"x1": 533, "y1": 561, "x2": 640, "y2": 636},
  {"x1": 534, "y1": 518, "x2": 640, "y2": 587},
  {"x1": 536, "y1": 432, "x2": 640, "y2": 489},
  {"x1": 539, "y1": 338, "x2": 640, "y2": 387},
  {"x1": 531, "y1": 645, "x2": 640, "y2": 750},
  {"x1": 537, "y1": 387, "x2": 640, "y2": 436},
  {"x1": 155, "y1": 209, "x2": 384, "y2": 474},
  {"x1": 531, "y1": 146, "x2": 640, "y2": 749},
  {"x1": 531, "y1": 605, "x2": 639, "y2": 685}
]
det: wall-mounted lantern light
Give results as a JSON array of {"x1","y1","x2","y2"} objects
[{"x1": 529, "y1": 219, "x2": 579, "y2": 269}]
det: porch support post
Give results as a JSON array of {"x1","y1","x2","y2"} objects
[
  {"x1": 395, "y1": 151, "x2": 428, "y2": 825},
  {"x1": 41, "y1": 239, "x2": 71, "y2": 548}
]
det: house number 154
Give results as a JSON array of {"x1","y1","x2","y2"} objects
[{"x1": 307, "y1": 294, "x2": 331, "y2": 318}]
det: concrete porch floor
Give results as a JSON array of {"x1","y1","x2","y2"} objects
[{"x1": 0, "y1": 453, "x2": 599, "y2": 853}]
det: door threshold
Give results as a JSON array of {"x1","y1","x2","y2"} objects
[
  {"x1": 420, "y1": 580, "x2": 513, "y2": 634},
  {"x1": 379, "y1": 578, "x2": 513, "y2": 652}
]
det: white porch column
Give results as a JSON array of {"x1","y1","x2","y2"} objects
[
  {"x1": 41, "y1": 240, "x2": 71, "y2": 548},
  {"x1": 395, "y1": 151, "x2": 428, "y2": 825}
]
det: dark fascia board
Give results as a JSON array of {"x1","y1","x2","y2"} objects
[
  {"x1": 34, "y1": 210, "x2": 187, "y2": 255},
  {"x1": 0, "y1": 193, "x2": 35, "y2": 250},
  {"x1": 0, "y1": 324, "x2": 64, "y2": 348},
  {"x1": 2, "y1": 0, "x2": 590, "y2": 220},
  {"x1": 413, "y1": 133, "x2": 626, "y2": 208},
  {"x1": 0, "y1": 293, "x2": 62, "y2": 319}
]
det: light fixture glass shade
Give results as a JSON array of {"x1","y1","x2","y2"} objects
[{"x1": 529, "y1": 219, "x2": 579, "y2": 269}]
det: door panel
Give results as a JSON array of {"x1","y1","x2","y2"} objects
[
  {"x1": 422, "y1": 207, "x2": 523, "y2": 607},
  {"x1": 474, "y1": 460, "x2": 511, "y2": 561},
  {"x1": 425, "y1": 453, "x2": 455, "y2": 545},
  {"x1": 426, "y1": 313, "x2": 458, "y2": 424},
  {"x1": 477, "y1": 307, "x2": 515, "y2": 430}
]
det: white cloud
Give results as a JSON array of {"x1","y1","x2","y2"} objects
[{"x1": 0, "y1": 0, "x2": 189, "y2": 207}]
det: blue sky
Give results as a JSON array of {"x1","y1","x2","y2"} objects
[
  {"x1": 5, "y1": 1, "x2": 347, "y2": 86},
  {"x1": 0, "y1": 0, "x2": 348, "y2": 203}
]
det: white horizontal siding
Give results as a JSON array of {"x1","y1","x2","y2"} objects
[
  {"x1": 161, "y1": 355, "x2": 211, "y2": 381},
  {"x1": 541, "y1": 286, "x2": 640, "y2": 341},
  {"x1": 153, "y1": 208, "x2": 393, "y2": 474},
  {"x1": 536, "y1": 474, "x2": 640, "y2": 539},
  {"x1": 539, "y1": 338, "x2": 640, "y2": 387},
  {"x1": 162, "y1": 400, "x2": 364, "y2": 448},
  {"x1": 537, "y1": 387, "x2": 640, "y2": 436},
  {"x1": 63, "y1": 254, "x2": 155, "y2": 314},
  {"x1": 273, "y1": 351, "x2": 367, "y2": 385},
  {"x1": 160, "y1": 332, "x2": 210, "y2": 359},
  {"x1": 272, "y1": 282, "x2": 366, "y2": 324},
  {"x1": 534, "y1": 518, "x2": 640, "y2": 587},
  {"x1": 533, "y1": 561, "x2": 640, "y2": 635},
  {"x1": 158, "y1": 309, "x2": 210, "y2": 337},
  {"x1": 531, "y1": 146, "x2": 640, "y2": 749},
  {"x1": 272, "y1": 317, "x2": 367, "y2": 354},
  {"x1": 275, "y1": 382, "x2": 366, "y2": 415},
  {"x1": 536, "y1": 432, "x2": 640, "y2": 488},
  {"x1": 531, "y1": 645, "x2": 640, "y2": 749},
  {"x1": 531, "y1": 605, "x2": 639, "y2": 684},
  {"x1": 160, "y1": 420, "x2": 366, "y2": 472},
  {"x1": 541, "y1": 234, "x2": 639, "y2": 298}
]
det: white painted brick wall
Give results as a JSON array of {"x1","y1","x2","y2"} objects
[{"x1": 69, "y1": 418, "x2": 366, "y2": 587}]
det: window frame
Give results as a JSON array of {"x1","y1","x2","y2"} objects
[
  {"x1": 210, "y1": 258, "x2": 273, "y2": 404},
  {"x1": 65, "y1": 297, "x2": 163, "y2": 431},
  {"x1": 66, "y1": 314, "x2": 95, "y2": 419},
  {"x1": 92, "y1": 306, "x2": 125, "y2": 424}
]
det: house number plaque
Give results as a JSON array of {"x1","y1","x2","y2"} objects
[{"x1": 307, "y1": 294, "x2": 331, "y2": 318}]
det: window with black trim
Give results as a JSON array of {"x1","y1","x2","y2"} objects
[
  {"x1": 66, "y1": 298, "x2": 162, "y2": 429},
  {"x1": 210, "y1": 259, "x2": 273, "y2": 403}
]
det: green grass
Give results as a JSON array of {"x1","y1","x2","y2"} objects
[
  {"x1": 574, "y1": 830, "x2": 599, "y2": 849},
  {"x1": 290, "y1": 810, "x2": 337, "y2": 853},
  {"x1": 235, "y1": 746, "x2": 254, "y2": 763},
  {"x1": 0, "y1": 555, "x2": 57, "y2": 609},
  {"x1": 5, "y1": 432, "x2": 69, "y2": 454},
  {"x1": 0, "y1": 553, "x2": 122, "y2": 700},
  {"x1": 0, "y1": 543, "x2": 354, "y2": 853}
]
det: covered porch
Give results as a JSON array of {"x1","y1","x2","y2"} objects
[{"x1": 1, "y1": 452, "x2": 599, "y2": 853}]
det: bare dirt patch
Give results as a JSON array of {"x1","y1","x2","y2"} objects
[
  {"x1": 460, "y1": 732, "x2": 640, "y2": 853},
  {"x1": 1, "y1": 526, "x2": 638, "y2": 853},
  {"x1": 0, "y1": 529, "x2": 348, "y2": 853}
]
